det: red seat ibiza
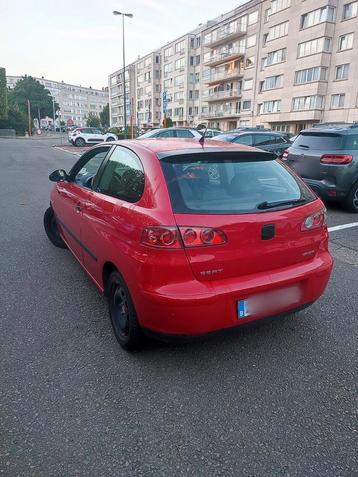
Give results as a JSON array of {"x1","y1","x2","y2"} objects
[{"x1": 44, "y1": 139, "x2": 333, "y2": 350}]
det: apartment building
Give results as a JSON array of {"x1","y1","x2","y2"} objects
[
  {"x1": 109, "y1": 65, "x2": 136, "y2": 128},
  {"x1": 108, "y1": 0, "x2": 358, "y2": 133},
  {"x1": 7, "y1": 75, "x2": 108, "y2": 127},
  {"x1": 135, "y1": 51, "x2": 161, "y2": 128}
]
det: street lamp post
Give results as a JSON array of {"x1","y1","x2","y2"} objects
[{"x1": 113, "y1": 11, "x2": 133, "y2": 139}]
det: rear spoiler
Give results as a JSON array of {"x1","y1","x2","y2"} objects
[{"x1": 157, "y1": 149, "x2": 278, "y2": 162}]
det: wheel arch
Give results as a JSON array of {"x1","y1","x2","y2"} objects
[{"x1": 102, "y1": 261, "x2": 118, "y2": 296}]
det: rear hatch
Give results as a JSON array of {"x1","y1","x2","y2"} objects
[
  {"x1": 160, "y1": 151, "x2": 324, "y2": 282},
  {"x1": 287, "y1": 132, "x2": 345, "y2": 180}
]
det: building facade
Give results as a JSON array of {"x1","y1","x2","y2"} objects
[
  {"x1": 7, "y1": 75, "x2": 108, "y2": 127},
  {"x1": 108, "y1": 0, "x2": 358, "y2": 133}
]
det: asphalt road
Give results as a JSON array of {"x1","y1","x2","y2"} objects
[{"x1": 0, "y1": 138, "x2": 357, "y2": 477}]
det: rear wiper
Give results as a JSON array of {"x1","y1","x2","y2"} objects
[
  {"x1": 298, "y1": 144, "x2": 309, "y2": 149},
  {"x1": 257, "y1": 198, "x2": 307, "y2": 210}
]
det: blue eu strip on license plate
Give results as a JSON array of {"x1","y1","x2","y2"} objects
[{"x1": 238, "y1": 300, "x2": 247, "y2": 319}]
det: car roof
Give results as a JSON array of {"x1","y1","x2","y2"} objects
[
  {"x1": 219, "y1": 130, "x2": 283, "y2": 136},
  {"x1": 107, "y1": 138, "x2": 277, "y2": 157},
  {"x1": 300, "y1": 126, "x2": 358, "y2": 135}
]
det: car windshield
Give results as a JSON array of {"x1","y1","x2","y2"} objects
[
  {"x1": 294, "y1": 133, "x2": 344, "y2": 150},
  {"x1": 161, "y1": 153, "x2": 315, "y2": 214}
]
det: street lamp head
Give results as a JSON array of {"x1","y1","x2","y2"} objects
[{"x1": 113, "y1": 11, "x2": 133, "y2": 17}]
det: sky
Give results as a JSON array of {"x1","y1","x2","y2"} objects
[{"x1": 1, "y1": 0, "x2": 245, "y2": 90}]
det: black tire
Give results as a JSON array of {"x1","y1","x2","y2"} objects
[
  {"x1": 343, "y1": 181, "x2": 358, "y2": 213},
  {"x1": 75, "y1": 137, "x2": 86, "y2": 147},
  {"x1": 107, "y1": 271, "x2": 143, "y2": 350},
  {"x1": 43, "y1": 207, "x2": 67, "y2": 248},
  {"x1": 106, "y1": 136, "x2": 114, "y2": 142}
]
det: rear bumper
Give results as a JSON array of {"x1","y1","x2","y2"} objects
[
  {"x1": 136, "y1": 251, "x2": 333, "y2": 336},
  {"x1": 303, "y1": 178, "x2": 350, "y2": 201}
]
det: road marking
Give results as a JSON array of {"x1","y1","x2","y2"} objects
[{"x1": 328, "y1": 222, "x2": 358, "y2": 232}]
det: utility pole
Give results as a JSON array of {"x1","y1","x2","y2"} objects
[
  {"x1": 52, "y1": 97, "x2": 56, "y2": 131},
  {"x1": 113, "y1": 11, "x2": 133, "y2": 139},
  {"x1": 27, "y1": 99, "x2": 32, "y2": 136}
]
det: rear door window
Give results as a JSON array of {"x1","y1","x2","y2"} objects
[
  {"x1": 233, "y1": 134, "x2": 254, "y2": 145},
  {"x1": 96, "y1": 146, "x2": 145, "y2": 202},
  {"x1": 253, "y1": 134, "x2": 277, "y2": 146},
  {"x1": 294, "y1": 133, "x2": 344, "y2": 150},
  {"x1": 176, "y1": 129, "x2": 194, "y2": 138},
  {"x1": 158, "y1": 130, "x2": 176, "y2": 137},
  {"x1": 160, "y1": 153, "x2": 314, "y2": 214}
]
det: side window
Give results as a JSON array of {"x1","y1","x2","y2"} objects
[
  {"x1": 234, "y1": 134, "x2": 253, "y2": 145},
  {"x1": 82, "y1": 128, "x2": 92, "y2": 134},
  {"x1": 71, "y1": 147, "x2": 111, "y2": 188},
  {"x1": 97, "y1": 146, "x2": 145, "y2": 202},
  {"x1": 345, "y1": 135, "x2": 358, "y2": 150},
  {"x1": 158, "y1": 130, "x2": 175, "y2": 137},
  {"x1": 176, "y1": 129, "x2": 194, "y2": 138},
  {"x1": 93, "y1": 129, "x2": 103, "y2": 134},
  {"x1": 254, "y1": 134, "x2": 277, "y2": 146}
]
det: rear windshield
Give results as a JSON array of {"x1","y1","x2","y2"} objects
[
  {"x1": 161, "y1": 153, "x2": 315, "y2": 214},
  {"x1": 294, "y1": 133, "x2": 344, "y2": 150}
]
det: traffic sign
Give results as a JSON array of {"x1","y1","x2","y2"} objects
[{"x1": 162, "y1": 91, "x2": 167, "y2": 113}]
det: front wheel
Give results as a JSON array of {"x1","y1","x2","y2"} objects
[
  {"x1": 43, "y1": 207, "x2": 67, "y2": 248},
  {"x1": 343, "y1": 182, "x2": 358, "y2": 213},
  {"x1": 75, "y1": 137, "x2": 86, "y2": 147},
  {"x1": 106, "y1": 136, "x2": 115, "y2": 142},
  {"x1": 107, "y1": 271, "x2": 143, "y2": 350}
]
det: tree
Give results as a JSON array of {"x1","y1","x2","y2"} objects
[
  {"x1": 99, "y1": 104, "x2": 109, "y2": 128},
  {"x1": 0, "y1": 67, "x2": 8, "y2": 120},
  {"x1": 165, "y1": 117, "x2": 173, "y2": 128},
  {"x1": 86, "y1": 112, "x2": 101, "y2": 127},
  {"x1": 10, "y1": 75, "x2": 58, "y2": 123}
]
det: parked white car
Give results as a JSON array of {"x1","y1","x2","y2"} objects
[
  {"x1": 69, "y1": 128, "x2": 117, "y2": 147},
  {"x1": 138, "y1": 127, "x2": 203, "y2": 139}
]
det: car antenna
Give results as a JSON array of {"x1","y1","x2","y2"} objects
[{"x1": 199, "y1": 125, "x2": 208, "y2": 146}]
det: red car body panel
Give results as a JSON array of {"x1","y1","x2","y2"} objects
[{"x1": 51, "y1": 139, "x2": 333, "y2": 336}]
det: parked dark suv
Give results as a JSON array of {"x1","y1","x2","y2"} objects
[
  {"x1": 212, "y1": 131, "x2": 290, "y2": 157},
  {"x1": 283, "y1": 126, "x2": 358, "y2": 212}
]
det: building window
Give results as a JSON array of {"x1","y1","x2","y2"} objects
[
  {"x1": 246, "y1": 34, "x2": 257, "y2": 48},
  {"x1": 343, "y1": 2, "x2": 358, "y2": 19},
  {"x1": 164, "y1": 78, "x2": 173, "y2": 89},
  {"x1": 260, "y1": 74, "x2": 283, "y2": 91},
  {"x1": 269, "y1": 0, "x2": 291, "y2": 16},
  {"x1": 335, "y1": 64, "x2": 349, "y2": 80},
  {"x1": 175, "y1": 40, "x2": 185, "y2": 54},
  {"x1": 338, "y1": 33, "x2": 354, "y2": 51},
  {"x1": 248, "y1": 11, "x2": 258, "y2": 25},
  {"x1": 301, "y1": 6, "x2": 335, "y2": 29},
  {"x1": 164, "y1": 63, "x2": 172, "y2": 74},
  {"x1": 266, "y1": 22, "x2": 289, "y2": 42},
  {"x1": 297, "y1": 37, "x2": 331, "y2": 57},
  {"x1": 243, "y1": 79, "x2": 253, "y2": 90},
  {"x1": 259, "y1": 100, "x2": 281, "y2": 114},
  {"x1": 164, "y1": 47, "x2": 173, "y2": 58},
  {"x1": 174, "y1": 75, "x2": 184, "y2": 87},
  {"x1": 175, "y1": 58, "x2": 185, "y2": 70},
  {"x1": 242, "y1": 100, "x2": 252, "y2": 110},
  {"x1": 245, "y1": 56, "x2": 255, "y2": 68},
  {"x1": 331, "y1": 94, "x2": 345, "y2": 108},
  {"x1": 263, "y1": 48, "x2": 287, "y2": 67},
  {"x1": 294, "y1": 67, "x2": 327, "y2": 84},
  {"x1": 272, "y1": 124, "x2": 289, "y2": 132},
  {"x1": 292, "y1": 95, "x2": 325, "y2": 111},
  {"x1": 196, "y1": 55, "x2": 201, "y2": 65}
]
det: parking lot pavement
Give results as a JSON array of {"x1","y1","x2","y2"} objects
[
  {"x1": 53, "y1": 143, "x2": 90, "y2": 156},
  {"x1": 0, "y1": 139, "x2": 357, "y2": 477}
]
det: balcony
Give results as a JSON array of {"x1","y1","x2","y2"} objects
[
  {"x1": 202, "y1": 109, "x2": 240, "y2": 119},
  {"x1": 203, "y1": 89, "x2": 242, "y2": 103},
  {"x1": 203, "y1": 47, "x2": 245, "y2": 67},
  {"x1": 204, "y1": 68, "x2": 243, "y2": 86},
  {"x1": 204, "y1": 24, "x2": 246, "y2": 49}
]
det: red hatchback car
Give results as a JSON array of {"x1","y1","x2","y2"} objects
[{"x1": 44, "y1": 139, "x2": 333, "y2": 349}]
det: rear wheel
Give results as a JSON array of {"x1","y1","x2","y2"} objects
[
  {"x1": 343, "y1": 182, "x2": 358, "y2": 213},
  {"x1": 106, "y1": 136, "x2": 114, "y2": 142},
  {"x1": 107, "y1": 271, "x2": 143, "y2": 350},
  {"x1": 75, "y1": 137, "x2": 86, "y2": 147},
  {"x1": 43, "y1": 207, "x2": 67, "y2": 248}
]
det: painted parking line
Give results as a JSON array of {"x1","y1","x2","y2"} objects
[{"x1": 328, "y1": 222, "x2": 358, "y2": 233}]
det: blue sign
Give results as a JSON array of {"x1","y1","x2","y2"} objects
[{"x1": 162, "y1": 91, "x2": 167, "y2": 113}]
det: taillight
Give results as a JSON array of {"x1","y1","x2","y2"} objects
[
  {"x1": 301, "y1": 208, "x2": 327, "y2": 231},
  {"x1": 179, "y1": 227, "x2": 227, "y2": 247},
  {"x1": 281, "y1": 150, "x2": 289, "y2": 160},
  {"x1": 141, "y1": 226, "x2": 181, "y2": 248},
  {"x1": 141, "y1": 226, "x2": 227, "y2": 248},
  {"x1": 320, "y1": 154, "x2": 352, "y2": 164}
]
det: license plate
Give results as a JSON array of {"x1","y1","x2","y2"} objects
[{"x1": 237, "y1": 284, "x2": 301, "y2": 319}]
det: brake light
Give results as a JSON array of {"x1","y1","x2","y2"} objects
[
  {"x1": 179, "y1": 227, "x2": 227, "y2": 247},
  {"x1": 320, "y1": 154, "x2": 352, "y2": 164},
  {"x1": 281, "y1": 150, "x2": 289, "y2": 160},
  {"x1": 301, "y1": 209, "x2": 327, "y2": 231},
  {"x1": 141, "y1": 226, "x2": 181, "y2": 248},
  {"x1": 141, "y1": 226, "x2": 227, "y2": 248}
]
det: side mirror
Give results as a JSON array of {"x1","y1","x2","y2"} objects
[{"x1": 49, "y1": 169, "x2": 67, "y2": 182}]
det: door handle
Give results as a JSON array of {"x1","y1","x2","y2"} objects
[{"x1": 75, "y1": 203, "x2": 82, "y2": 212}]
